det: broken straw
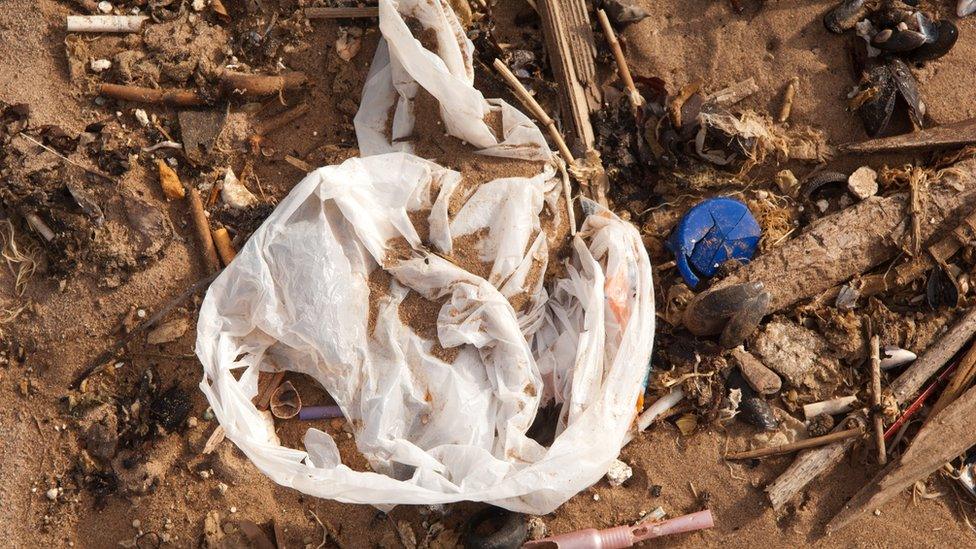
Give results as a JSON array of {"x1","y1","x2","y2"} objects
[
  {"x1": 67, "y1": 15, "x2": 148, "y2": 33},
  {"x1": 522, "y1": 509, "x2": 714, "y2": 549}
]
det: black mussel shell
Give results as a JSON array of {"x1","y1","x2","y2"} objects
[
  {"x1": 824, "y1": 0, "x2": 868, "y2": 34},
  {"x1": 907, "y1": 20, "x2": 959, "y2": 63},
  {"x1": 870, "y1": 2, "x2": 915, "y2": 30},
  {"x1": 927, "y1": 265, "x2": 960, "y2": 309},
  {"x1": 888, "y1": 57, "x2": 924, "y2": 128},
  {"x1": 739, "y1": 397, "x2": 779, "y2": 431},
  {"x1": 857, "y1": 65, "x2": 898, "y2": 137},
  {"x1": 720, "y1": 291, "x2": 770, "y2": 349},
  {"x1": 872, "y1": 28, "x2": 927, "y2": 52}
]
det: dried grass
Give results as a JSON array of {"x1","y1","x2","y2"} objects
[{"x1": 0, "y1": 219, "x2": 38, "y2": 296}]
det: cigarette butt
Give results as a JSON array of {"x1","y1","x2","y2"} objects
[
  {"x1": 212, "y1": 227, "x2": 237, "y2": 266},
  {"x1": 156, "y1": 160, "x2": 186, "y2": 200}
]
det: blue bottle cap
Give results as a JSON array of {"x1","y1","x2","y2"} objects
[{"x1": 667, "y1": 197, "x2": 761, "y2": 288}]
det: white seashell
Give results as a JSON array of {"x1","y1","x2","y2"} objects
[{"x1": 880, "y1": 345, "x2": 916, "y2": 370}]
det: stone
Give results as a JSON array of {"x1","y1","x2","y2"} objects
[
  {"x1": 605, "y1": 459, "x2": 633, "y2": 487},
  {"x1": 751, "y1": 319, "x2": 841, "y2": 397},
  {"x1": 146, "y1": 317, "x2": 190, "y2": 345},
  {"x1": 730, "y1": 347, "x2": 781, "y2": 395},
  {"x1": 848, "y1": 166, "x2": 878, "y2": 200}
]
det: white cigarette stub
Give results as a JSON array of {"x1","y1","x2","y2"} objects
[{"x1": 66, "y1": 15, "x2": 149, "y2": 33}]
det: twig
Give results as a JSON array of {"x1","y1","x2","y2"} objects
[
  {"x1": 98, "y1": 83, "x2": 207, "y2": 107},
  {"x1": 870, "y1": 334, "x2": 887, "y2": 465},
  {"x1": 492, "y1": 59, "x2": 574, "y2": 165},
  {"x1": 284, "y1": 155, "x2": 314, "y2": 173},
  {"x1": 70, "y1": 271, "x2": 220, "y2": 388},
  {"x1": 254, "y1": 370, "x2": 286, "y2": 411},
  {"x1": 726, "y1": 428, "x2": 864, "y2": 460},
  {"x1": 926, "y1": 339, "x2": 976, "y2": 423},
  {"x1": 211, "y1": 227, "x2": 237, "y2": 266},
  {"x1": 219, "y1": 70, "x2": 306, "y2": 98},
  {"x1": 305, "y1": 6, "x2": 379, "y2": 19},
  {"x1": 256, "y1": 103, "x2": 309, "y2": 135},
  {"x1": 66, "y1": 15, "x2": 148, "y2": 33},
  {"x1": 778, "y1": 77, "x2": 799, "y2": 123},
  {"x1": 187, "y1": 188, "x2": 221, "y2": 274},
  {"x1": 596, "y1": 9, "x2": 643, "y2": 117},
  {"x1": 16, "y1": 133, "x2": 114, "y2": 182},
  {"x1": 202, "y1": 425, "x2": 225, "y2": 454}
]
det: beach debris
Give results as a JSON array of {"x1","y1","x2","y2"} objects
[
  {"x1": 597, "y1": 9, "x2": 644, "y2": 117},
  {"x1": 306, "y1": 6, "x2": 380, "y2": 19},
  {"x1": 187, "y1": 185, "x2": 221, "y2": 273},
  {"x1": 220, "y1": 70, "x2": 307, "y2": 99},
  {"x1": 606, "y1": 459, "x2": 633, "y2": 487},
  {"x1": 803, "y1": 396, "x2": 858, "y2": 421},
  {"x1": 827, "y1": 382, "x2": 976, "y2": 534},
  {"x1": 807, "y1": 414, "x2": 835, "y2": 437},
  {"x1": 730, "y1": 346, "x2": 781, "y2": 395},
  {"x1": 847, "y1": 166, "x2": 878, "y2": 199},
  {"x1": 67, "y1": 15, "x2": 149, "y2": 33},
  {"x1": 924, "y1": 338, "x2": 976, "y2": 424},
  {"x1": 869, "y1": 334, "x2": 887, "y2": 464},
  {"x1": 726, "y1": 368, "x2": 778, "y2": 430},
  {"x1": 89, "y1": 58, "x2": 111, "y2": 73},
  {"x1": 297, "y1": 405, "x2": 343, "y2": 421},
  {"x1": 146, "y1": 317, "x2": 191, "y2": 345},
  {"x1": 752, "y1": 319, "x2": 841, "y2": 392},
  {"x1": 462, "y1": 507, "x2": 528, "y2": 549},
  {"x1": 880, "y1": 345, "x2": 916, "y2": 370},
  {"x1": 667, "y1": 198, "x2": 761, "y2": 289},
  {"x1": 635, "y1": 388, "x2": 685, "y2": 433},
  {"x1": 726, "y1": 427, "x2": 864, "y2": 460},
  {"x1": 961, "y1": 0, "x2": 976, "y2": 17},
  {"x1": 156, "y1": 159, "x2": 185, "y2": 200},
  {"x1": 684, "y1": 282, "x2": 770, "y2": 349},
  {"x1": 269, "y1": 381, "x2": 301, "y2": 419},
  {"x1": 220, "y1": 168, "x2": 258, "y2": 210},
  {"x1": 853, "y1": 58, "x2": 924, "y2": 137},
  {"x1": 522, "y1": 510, "x2": 714, "y2": 548},
  {"x1": 824, "y1": 0, "x2": 869, "y2": 34},
  {"x1": 178, "y1": 110, "x2": 226, "y2": 164},
  {"x1": 211, "y1": 227, "x2": 236, "y2": 266},
  {"x1": 99, "y1": 83, "x2": 206, "y2": 107},
  {"x1": 335, "y1": 27, "x2": 363, "y2": 62},
  {"x1": 842, "y1": 116, "x2": 976, "y2": 154},
  {"x1": 777, "y1": 77, "x2": 799, "y2": 123},
  {"x1": 600, "y1": 0, "x2": 649, "y2": 26}
]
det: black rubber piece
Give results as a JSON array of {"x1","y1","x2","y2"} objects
[{"x1": 462, "y1": 507, "x2": 529, "y2": 549}]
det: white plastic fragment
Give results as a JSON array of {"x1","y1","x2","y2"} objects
[
  {"x1": 880, "y1": 345, "x2": 917, "y2": 370},
  {"x1": 803, "y1": 395, "x2": 858, "y2": 420},
  {"x1": 67, "y1": 15, "x2": 149, "y2": 33},
  {"x1": 90, "y1": 59, "x2": 112, "y2": 73},
  {"x1": 605, "y1": 459, "x2": 633, "y2": 487},
  {"x1": 197, "y1": 0, "x2": 654, "y2": 515},
  {"x1": 134, "y1": 109, "x2": 150, "y2": 127},
  {"x1": 219, "y1": 168, "x2": 258, "y2": 210},
  {"x1": 635, "y1": 388, "x2": 685, "y2": 433}
]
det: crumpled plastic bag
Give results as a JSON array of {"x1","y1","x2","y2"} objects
[{"x1": 196, "y1": 0, "x2": 655, "y2": 514}]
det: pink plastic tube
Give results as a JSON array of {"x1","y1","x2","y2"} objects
[{"x1": 522, "y1": 509, "x2": 714, "y2": 549}]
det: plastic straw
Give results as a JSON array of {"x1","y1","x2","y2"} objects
[{"x1": 523, "y1": 509, "x2": 714, "y2": 549}]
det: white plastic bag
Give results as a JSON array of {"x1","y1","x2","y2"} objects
[{"x1": 196, "y1": 0, "x2": 655, "y2": 514}]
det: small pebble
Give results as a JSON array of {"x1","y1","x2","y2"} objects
[
  {"x1": 97, "y1": 1, "x2": 113, "y2": 13},
  {"x1": 192, "y1": 0, "x2": 206, "y2": 11},
  {"x1": 134, "y1": 109, "x2": 149, "y2": 127},
  {"x1": 136, "y1": 309, "x2": 146, "y2": 319},
  {"x1": 874, "y1": 509, "x2": 881, "y2": 516},
  {"x1": 131, "y1": 519, "x2": 141, "y2": 529},
  {"x1": 848, "y1": 166, "x2": 879, "y2": 200},
  {"x1": 592, "y1": 493, "x2": 600, "y2": 501},
  {"x1": 46, "y1": 488, "x2": 58, "y2": 501},
  {"x1": 230, "y1": 506, "x2": 238, "y2": 514},
  {"x1": 217, "y1": 482, "x2": 228, "y2": 495},
  {"x1": 90, "y1": 59, "x2": 112, "y2": 73}
]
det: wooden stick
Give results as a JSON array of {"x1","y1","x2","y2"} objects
[
  {"x1": 596, "y1": 9, "x2": 643, "y2": 116},
  {"x1": 99, "y1": 83, "x2": 207, "y2": 107},
  {"x1": 492, "y1": 59, "x2": 574, "y2": 165},
  {"x1": 869, "y1": 334, "x2": 887, "y2": 465},
  {"x1": 284, "y1": 155, "x2": 314, "y2": 173},
  {"x1": 767, "y1": 308, "x2": 976, "y2": 509},
  {"x1": 726, "y1": 428, "x2": 864, "y2": 460},
  {"x1": 188, "y1": 188, "x2": 221, "y2": 274},
  {"x1": 305, "y1": 6, "x2": 379, "y2": 19},
  {"x1": 536, "y1": 0, "x2": 595, "y2": 152},
  {"x1": 254, "y1": 371, "x2": 286, "y2": 411},
  {"x1": 926, "y1": 339, "x2": 976, "y2": 422},
  {"x1": 561, "y1": 0, "x2": 601, "y2": 111},
  {"x1": 67, "y1": 15, "x2": 149, "y2": 33},
  {"x1": 256, "y1": 103, "x2": 309, "y2": 135},
  {"x1": 219, "y1": 71, "x2": 307, "y2": 98},
  {"x1": 212, "y1": 227, "x2": 237, "y2": 266},
  {"x1": 841, "y1": 116, "x2": 976, "y2": 154}
]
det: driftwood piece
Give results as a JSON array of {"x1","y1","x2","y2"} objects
[
  {"x1": 718, "y1": 158, "x2": 976, "y2": 312},
  {"x1": 869, "y1": 335, "x2": 886, "y2": 465},
  {"x1": 726, "y1": 428, "x2": 863, "y2": 460},
  {"x1": 827, "y1": 383, "x2": 976, "y2": 533},
  {"x1": 67, "y1": 15, "x2": 148, "y2": 33},
  {"x1": 305, "y1": 7, "x2": 379, "y2": 19},
  {"x1": 99, "y1": 83, "x2": 206, "y2": 107},
  {"x1": 841, "y1": 117, "x2": 976, "y2": 154},
  {"x1": 562, "y1": 0, "x2": 601, "y2": 111},
  {"x1": 536, "y1": 0, "x2": 595, "y2": 153},
  {"x1": 925, "y1": 337, "x2": 976, "y2": 422},
  {"x1": 219, "y1": 71, "x2": 307, "y2": 98},
  {"x1": 767, "y1": 307, "x2": 976, "y2": 509}
]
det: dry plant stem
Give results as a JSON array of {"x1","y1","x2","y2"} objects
[
  {"x1": 17, "y1": 133, "x2": 114, "y2": 182},
  {"x1": 727, "y1": 428, "x2": 865, "y2": 460},
  {"x1": 596, "y1": 9, "x2": 643, "y2": 116},
  {"x1": 99, "y1": 83, "x2": 206, "y2": 107},
  {"x1": 536, "y1": 0, "x2": 595, "y2": 152},
  {"x1": 212, "y1": 227, "x2": 237, "y2": 266},
  {"x1": 778, "y1": 77, "x2": 798, "y2": 123},
  {"x1": 768, "y1": 308, "x2": 976, "y2": 509},
  {"x1": 926, "y1": 339, "x2": 976, "y2": 422},
  {"x1": 188, "y1": 188, "x2": 221, "y2": 274},
  {"x1": 70, "y1": 271, "x2": 220, "y2": 388},
  {"x1": 254, "y1": 371, "x2": 286, "y2": 411},
  {"x1": 66, "y1": 15, "x2": 149, "y2": 33},
  {"x1": 256, "y1": 103, "x2": 309, "y2": 135},
  {"x1": 870, "y1": 334, "x2": 887, "y2": 465},
  {"x1": 305, "y1": 6, "x2": 379, "y2": 18},
  {"x1": 219, "y1": 71, "x2": 306, "y2": 98},
  {"x1": 492, "y1": 59, "x2": 575, "y2": 164},
  {"x1": 284, "y1": 155, "x2": 313, "y2": 172}
]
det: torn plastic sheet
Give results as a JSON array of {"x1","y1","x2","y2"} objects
[{"x1": 196, "y1": 0, "x2": 654, "y2": 514}]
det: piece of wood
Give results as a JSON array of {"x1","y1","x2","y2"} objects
[
  {"x1": 869, "y1": 334, "x2": 887, "y2": 465},
  {"x1": 827, "y1": 383, "x2": 976, "y2": 534},
  {"x1": 536, "y1": 0, "x2": 595, "y2": 153},
  {"x1": 188, "y1": 188, "x2": 221, "y2": 274},
  {"x1": 727, "y1": 428, "x2": 864, "y2": 460},
  {"x1": 767, "y1": 307, "x2": 976, "y2": 509},
  {"x1": 561, "y1": 0, "x2": 601, "y2": 111},
  {"x1": 255, "y1": 103, "x2": 309, "y2": 135},
  {"x1": 596, "y1": 9, "x2": 643, "y2": 117},
  {"x1": 493, "y1": 59, "x2": 574, "y2": 165},
  {"x1": 926, "y1": 339, "x2": 976, "y2": 422},
  {"x1": 67, "y1": 15, "x2": 149, "y2": 33},
  {"x1": 99, "y1": 83, "x2": 207, "y2": 107},
  {"x1": 212, "y1": 227, "x2": 237, "y2": 267},
  {"x1": 841, "y1": 117, "x2": 976, "y2": 154},
  {"x1": 254, "y1": 370, "x2": 286, "y2": 411},
  {"x1": 305, "y1": 6, "x2": 379, "y2": 19}
]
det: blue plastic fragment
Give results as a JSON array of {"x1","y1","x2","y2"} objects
[{"x1": 666, "y1": 197, "x2": 761, "y2": 288}]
